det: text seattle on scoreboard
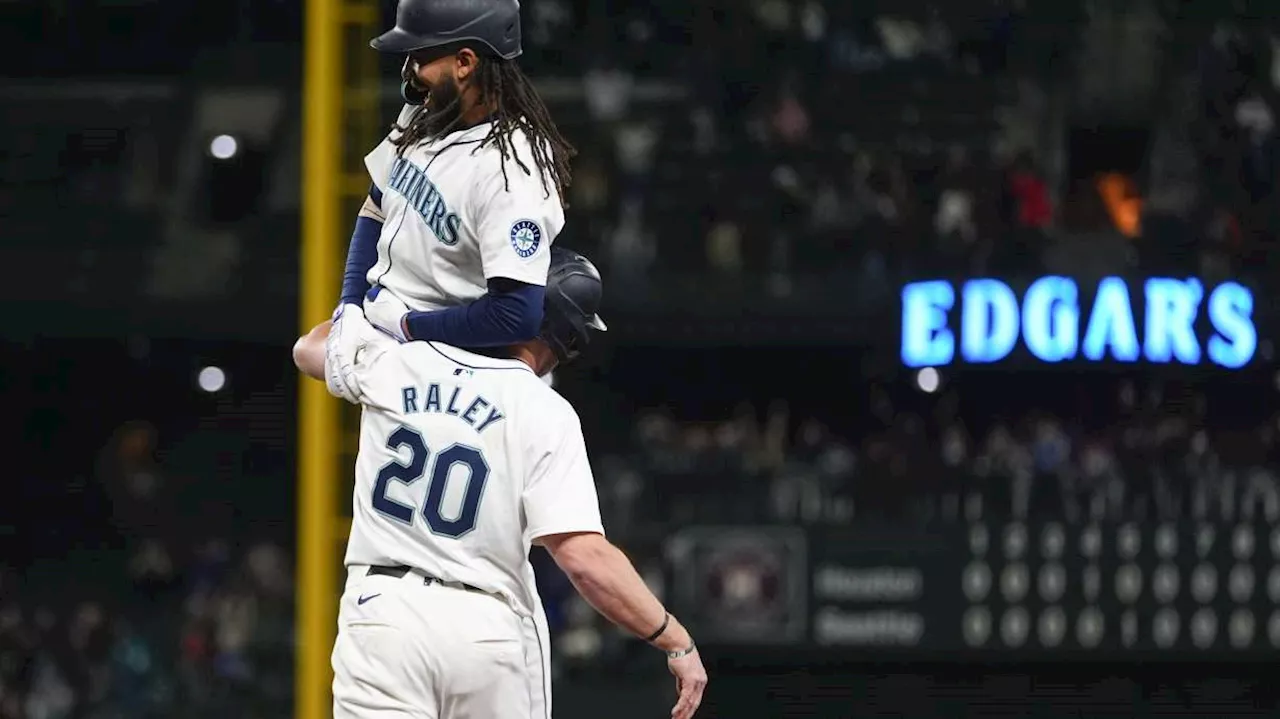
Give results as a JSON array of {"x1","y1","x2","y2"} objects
[{"x1": 900, "y1": 276, "x2": 1257, "y2": 369}]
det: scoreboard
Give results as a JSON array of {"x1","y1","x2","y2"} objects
[
  {"x1": 665, "y1": 517, "x2": 1280, "y2": 658},
  {"x1": 958, "y1": 520, "x2": 1280, "y2": 653}
]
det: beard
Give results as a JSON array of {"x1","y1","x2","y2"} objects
[{"x1": 419, "y1": 76, "x2": 464, "y2": 138}]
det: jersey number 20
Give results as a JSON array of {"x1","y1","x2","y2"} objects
[{"x1": 372, "y1": 426, "x2": 489, "y2": 538}]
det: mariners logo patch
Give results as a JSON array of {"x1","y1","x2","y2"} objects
[{"x1": 509, "y1": 219, "x2": 542, "y2": 259}]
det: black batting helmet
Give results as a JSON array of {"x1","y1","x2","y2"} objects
[
  {"x1": 541, "y1": 247, "x2": 607, "y2": 363},
  {"x1": 371, "y1": 0, "x2": 522, "y2": 60}
]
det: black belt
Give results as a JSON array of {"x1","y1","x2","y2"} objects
[{"x1": 366, "y1": 565, "x2": 487, "y2": 595}]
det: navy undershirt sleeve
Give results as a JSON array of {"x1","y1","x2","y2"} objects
[
  {"x1": 402, "y1": 279, "x2": 545, "y2": 347},
  {"x1": 339, "y1": 185, "x2": 384, "y2": 307}
]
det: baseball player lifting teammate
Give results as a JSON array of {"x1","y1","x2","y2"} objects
[
  {"x1": 331, "y1": 0, "x2": 578, "y2": 354},
  {"x1": 293, "y1": 249, "x2": 708, "y2": 719}
]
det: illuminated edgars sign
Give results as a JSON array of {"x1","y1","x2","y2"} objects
[{"x1": 900, "y1": 277, "x2": 1257, "y2": 369}]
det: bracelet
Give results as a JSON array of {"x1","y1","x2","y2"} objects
[
  {"x1": 666, "y1": 641, "x2": 697, "y2": 659},
  {"x1": 644, "y1": 613, "x2": 670, "y2": 643}
]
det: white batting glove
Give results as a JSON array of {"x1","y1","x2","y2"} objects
[
  {"x1": 363, "y1": 286, "x2": 412, "y2": 343},
  {"x1": 325, "y1": 303, "x2": 373, "y2": 404}
]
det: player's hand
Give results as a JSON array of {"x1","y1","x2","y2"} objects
[
  {"x1": 363, "y1": 285, "x2": 411, "y2": 342},
  {"x1": 666, "y1": 648, "x2": 707, "y2": 719},
  {"x1": 326, "y1": 303, "x2": 374, "y2": 403}
]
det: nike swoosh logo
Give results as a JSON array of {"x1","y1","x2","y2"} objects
[{"x1": 357, "y1": 593, "x2": 381, "y2": 606}]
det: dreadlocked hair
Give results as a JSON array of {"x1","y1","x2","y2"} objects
[{"x1": 391, "y1": 55, "x2": 576, "y2": 205}]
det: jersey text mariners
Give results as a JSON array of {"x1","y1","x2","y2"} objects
[{"x1": 363, "y1": 105, "x2": 565, "y2": 312}]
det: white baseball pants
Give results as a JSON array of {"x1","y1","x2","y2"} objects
[{"x1": 331, "y1": 565, "x2": 551, "y2": 719}]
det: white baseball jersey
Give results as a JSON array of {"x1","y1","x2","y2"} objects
[
  {"x1": 363, "y1": 105, "x2": 566, "y2": 312},
  {"x1": 342, "y1": 332, "x2": 604, "y2": 619}
]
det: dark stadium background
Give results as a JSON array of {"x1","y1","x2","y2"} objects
[{"x1": 5, "y1": 0, "x2": 1280, "y2": 716}]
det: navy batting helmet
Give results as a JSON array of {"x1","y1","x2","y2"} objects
[
  {"x1": 371, "y1": 0, "x2": 522, "y2": 60},
  {"x1": 541, "y1": 247, "x2": 606, "y2": 363}
]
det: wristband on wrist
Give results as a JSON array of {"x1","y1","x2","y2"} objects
[
  {"x1": 644, "y1": 613, "x2": 670, "y2": 643},
  {"x1": 666, "y1": 641, "x2": 696, "y2": 659}
]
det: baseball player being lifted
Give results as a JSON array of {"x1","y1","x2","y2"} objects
[
  {"x1": 330, "y1": 0, "x2": 577, "y2": 356},
  {"x1": 293, "y1": 249, "x2": 708, "y2": 719}
]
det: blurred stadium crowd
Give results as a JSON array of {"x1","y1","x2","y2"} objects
[
  {"x1": 558, "y1": 0, "x2": 1064, "y2": 285},
  {"x1": 0, "y1": 419, "x2": 294, "y2": 719},
  {"x1": 5, "y1": 0, "x2": 1280, "y2": 716},
  {"x1": 596, "y1": 375, "x2": 1279, "y2": 528}
]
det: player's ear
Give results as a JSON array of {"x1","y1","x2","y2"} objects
[{"x1": 454, "y1": 47, "x2": 479, "y2": 83}]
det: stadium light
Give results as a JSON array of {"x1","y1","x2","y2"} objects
[{"x1": 209, "y1": 134, "x2": 239, "y2": 160}]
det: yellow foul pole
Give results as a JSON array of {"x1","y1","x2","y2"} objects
[
  {"x1": 298, "y1": 0, "x2": 381, "y2": 713},
  {"x1": 297, "y1": 0, "x2": 341, "y2": 714}
]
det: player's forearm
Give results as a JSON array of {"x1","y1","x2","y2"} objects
[
  {"x1": 293, "y1": 320, "x2": 331, "y2": 380},
  {"x1": 341, "y1": 189, "x2": 385, "y2": 306},
  {"x1": 401, "y1": 280, "x2": 544, "y2": 346},
  {"x1": 548, "y1": 534, "x2": 692, "y2": 652}
]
